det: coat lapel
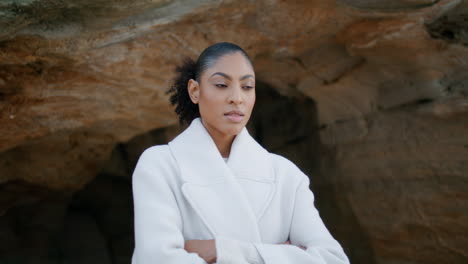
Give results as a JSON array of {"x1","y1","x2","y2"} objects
[{"x1": 168, "y1": 117, "x2": 275, "y2": 243}]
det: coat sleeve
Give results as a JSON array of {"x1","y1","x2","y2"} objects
[
  {"x1": 214, "y1": 171, "x2": 349, "y2": 264},
  {"x1": 131, "y1": 148, "x2": 208, "y2": 264}
]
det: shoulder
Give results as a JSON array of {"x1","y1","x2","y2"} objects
[
  {"x1": 268, "y1": 152, "x2": 301, "y2": 173},
  {"x1": 137, "y1": 144, "x2": 172, "y2": 163},
  {"x1": 268, "y1": 152, "x2": 308, "y2": 185},
  {"x1": 141, "y1": 144, "x2": 171, "y2": 155},
  {"x1": 133, "y1": 144, "x2": 177, "y2": 176}
]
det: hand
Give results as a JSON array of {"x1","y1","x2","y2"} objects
[
  {"x1": 279, "y1": 240, "x2": 307, "y2": 250},
  {"x1": 184, "y1": 239, "x2": 217, "y2": 264}
]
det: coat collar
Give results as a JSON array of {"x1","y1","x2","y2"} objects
[
  {"x1": 168, "y1": 117, "x2": 275, "y2": 242},
  {"x1": 168, "y1": 117, "x2": 274, "y2": 184}
]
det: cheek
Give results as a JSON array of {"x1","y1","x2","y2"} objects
[
  {"x1": 199, "y1": 91, "x2": 225, "y2": 113},
  {"x1": 203, "y1": 94, "x2": 223, "y2": 107},
  {"x1": 247, "y1": 93, "x2": 256, "y2": 108}
]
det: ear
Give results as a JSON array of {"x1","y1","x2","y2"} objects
[{"x1": 187, "y1": 79, "x2": 200, "y2": 104}]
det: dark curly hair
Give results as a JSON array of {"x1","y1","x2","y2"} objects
[{"x1": 166, "y1": 42, "x2": 252, "y2": 125}]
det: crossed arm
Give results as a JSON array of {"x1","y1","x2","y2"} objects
[{"x1": 184, "y1": 239, "x2": 306, "y2": 263}]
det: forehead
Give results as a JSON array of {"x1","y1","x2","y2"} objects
[{"x1": 204, "y1": 52, "x2": 254, "y2": 77}]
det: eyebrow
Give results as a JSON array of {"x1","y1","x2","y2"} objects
[{"x1": 210, "y1": 72, "x2": 255, "y2": 81}]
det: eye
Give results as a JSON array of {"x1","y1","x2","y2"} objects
[
  {"x1": 243, "y1": 86, "x2": 254, "y2": 90},
  {"x1": 215, "y1": 84, "x2": 227, "y2": 88}
]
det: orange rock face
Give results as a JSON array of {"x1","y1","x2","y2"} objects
[{"x1": 0, "y1": 0, "x2": 467, "y2": 263}]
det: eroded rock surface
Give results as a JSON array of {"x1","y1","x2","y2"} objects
[{"x1": 1, "y1": 0, "x2": 467, "y2": 263}]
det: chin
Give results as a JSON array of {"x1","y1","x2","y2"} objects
[{"x1": 222, "y1": 123, "x2": 244, "y2": 136}]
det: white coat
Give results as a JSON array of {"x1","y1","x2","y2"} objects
[{"x1": 131, "y1": 117, "x2": 349, "y2": 264}]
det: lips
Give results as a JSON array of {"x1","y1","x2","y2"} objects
[
  {"x1": 224, "y1": 110, "x2": 244, "y2": 116},
  {"x1": 224, "y1": 110, "x2": 245, "y2": 123}
]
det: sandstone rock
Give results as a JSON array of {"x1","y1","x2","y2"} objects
[
  {"x1": 337, "y1": 0, "x2": 440, "y2": 11},
  {"x1": 0, "y1": 0, "x2": 467, "y2": 263},
  {"x1": 319, "y1": 105, "x2": 468, "y2": 263}
]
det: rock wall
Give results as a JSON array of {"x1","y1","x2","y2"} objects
[{"x1": 1, "y1": 0, "x2": 467, "y2": 263}]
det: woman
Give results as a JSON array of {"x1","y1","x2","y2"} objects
[{"x1": 131, "y1": 42, "x2": 349, "y2": 264}]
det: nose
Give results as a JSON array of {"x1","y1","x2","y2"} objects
[{"x1": 228, "y1": 85, "x2": 243, "y2": 105}]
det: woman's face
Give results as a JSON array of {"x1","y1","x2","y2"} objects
[{"x1": 188, "y1": 52, "x2": 256, "y2": 138}]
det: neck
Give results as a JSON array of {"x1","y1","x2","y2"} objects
[
  {"x1": 201, "y1": 120, "x2": 235, "y2": 158},
  {"x1": 213, "y1": 134, "x2": 235, "y2": 158}
]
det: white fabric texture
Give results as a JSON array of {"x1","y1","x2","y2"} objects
[{"x1": 131, "y1": 117, "x2": 349, "y2": 264}]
